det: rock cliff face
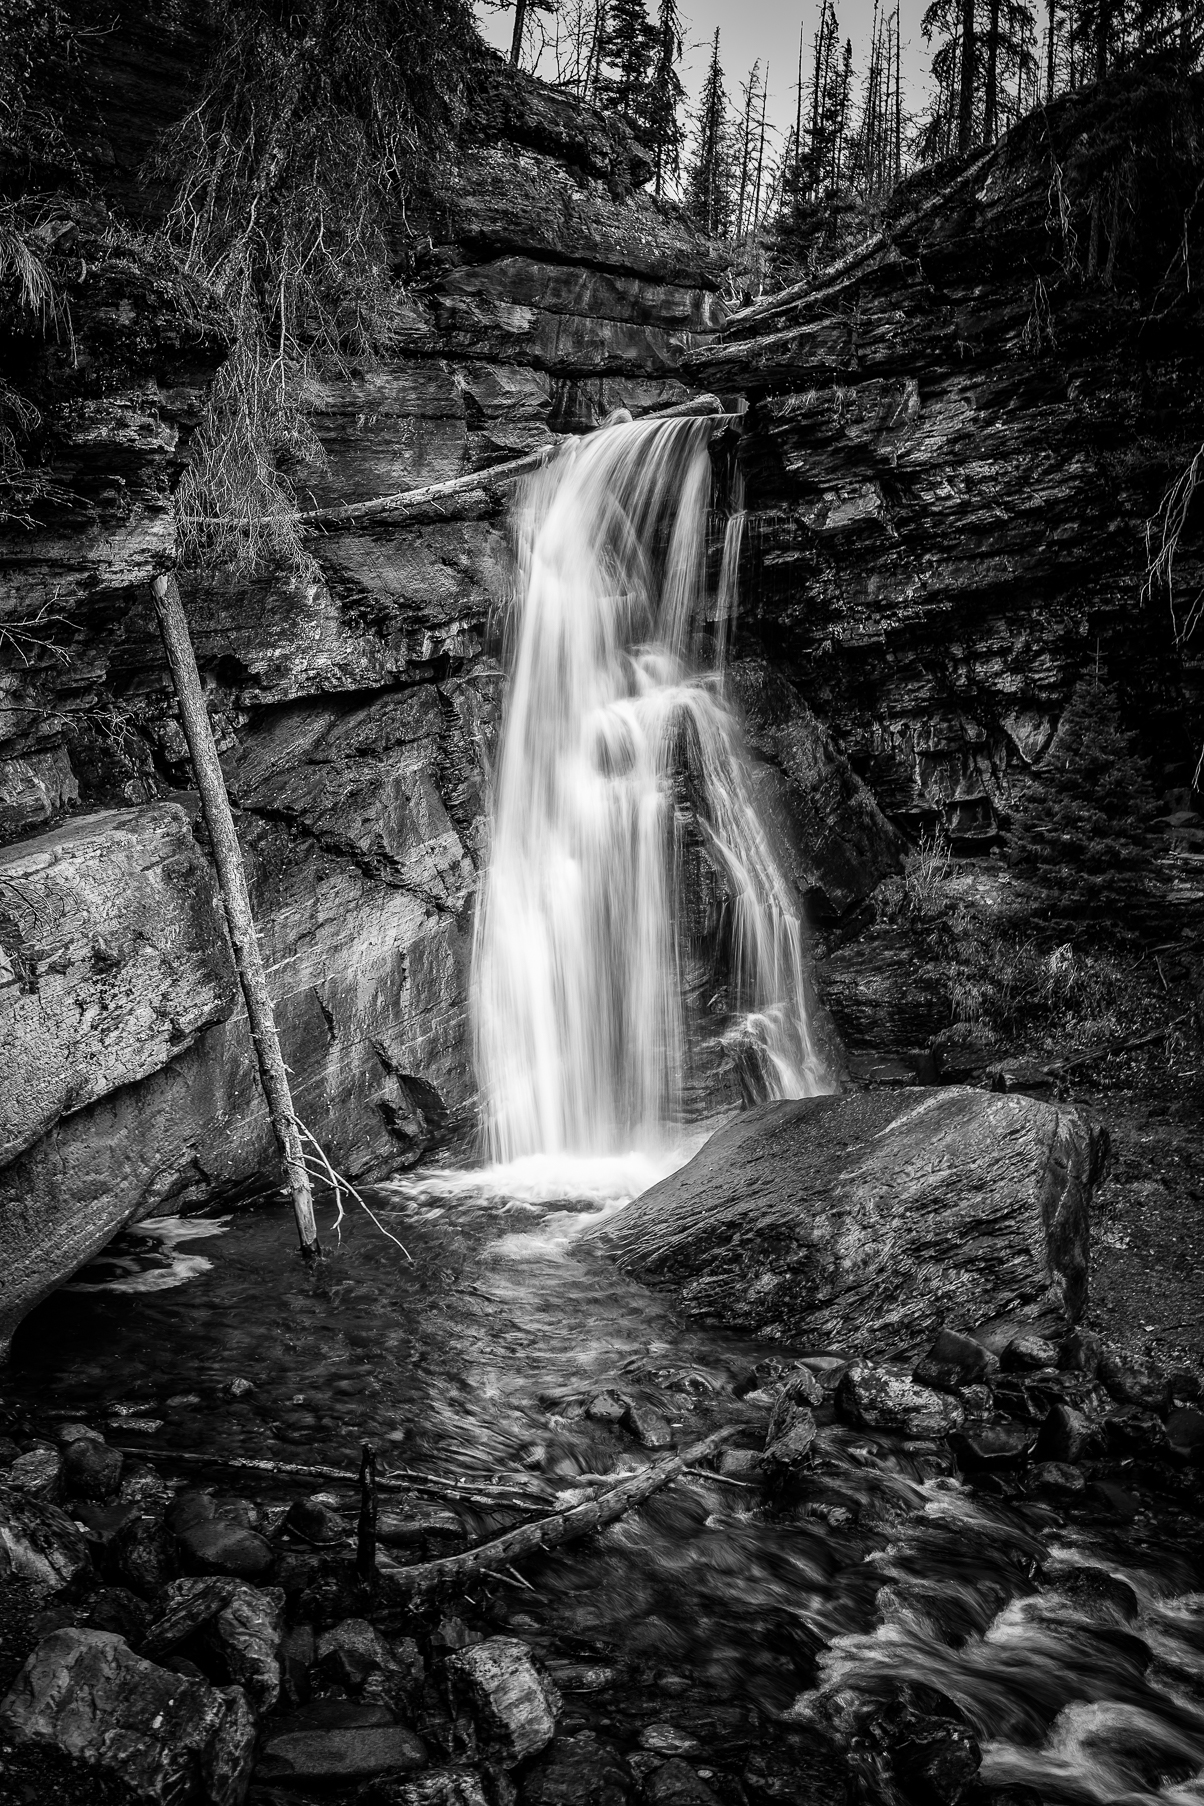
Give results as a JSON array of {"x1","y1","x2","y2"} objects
[{"x1": 0, "y1": 15, "x2": 733, "y2": 1338}]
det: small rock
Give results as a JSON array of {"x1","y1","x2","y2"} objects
[
  {"x1": 257, "y1": 1719, "x2": 427, "y2": 1784},
  {"x1": 317, "y1": 1616, "x2": 405, "y2": 1690},
  {"x1": 143, "y1": 1576, "x2": 240, "y2": 1660},
  {"x1": 444, "y1": 1636, "x2": 561, "y2": 1766},
  {"x1": 1059, "y1": 1327, "x2": 1103, "y2": 1377},
  {"x1": 285, "y1": 1495, "x2": 348, "y2": 1544},
  {"x1": 1050, "y1": 1565, "x2": 1139, "y2": 1623},
  {"x1": 73, "y1": 1499, "x2": 141, "y2": 1548},
  {"x1": 769, "y1": 1367, "x2": 824, "y2": 1423},
  {"x1": 167, "y1": 1489, "x2": 216, "y2": 1535},
  {"x1": 431, "y1": 1616, "x2": 478, "y2": 1655},
  {"x1": 63, "y1": 1437, "x2": 124, "y2": 1502},
  {"x1": 1098, "y1": 1350, "x2": 1171, "y2": 1414},
  {"x1": 118, "y1": 1462, "x2": 171, "y2": 1509},
  {"x1": 949, "y1": 1423, "x2": 1037, "y2": 1469},
  {"x1": 0, "y1": 1485, "x2": 91, "y2": 1590},
  {"x1": 7, "y1": 1447, "x2": 64, "y2": 1503},
  {"x1": 1086, "y1": 1479, "x2": 1140, "y2": 1518},
  {"x1": 1167, "y1": 1406, "x2": 1204, "y2": 1462},
  {"x1": 641, "y1": 1757, "x2": 721, "y2": 1804},
  {"x1": 225, "y1": 1377, "x2": 255, "y2": 1397},
  {"x1": 56, "y1": 1423, "x2": 103, "y2": 1446},
  {"x1": 1034, "y1": 1404, "x2": 1091, "y2": 1465},
  {"x1": 375, "y1": 1765, "x2": 491, "y2": 1806},
  {"x1": 177, "y1": 1516, "x2": 275, "y2": 1579},
  {"x1": 109, "y1": 1513, "x2": 178, "y2": 1596},
  {"x1": 836, "y1": 1365, "x2": 964, "y2": 1438},
  {"x1": 1000, "y1": 1333, "x2": 1060, "y2": 1372},
  {"x1": 0, "y1": 1626, "x2": 254, "y2": 1806},
  {"x1": 913, "y1": 1328, "x2": 999, "y2": 1394},
  {"x1": 763, "y1": 1412, "x2": 817, "y2": 1471},
  {"x1": 1029, "y1": 1461, "x2": 1086, "y2": 1495},
  {"x1": 1104, "y1": 1406, "x2": 1169, "y2": 1458},
  {"x1": 959, "y1": 1384, "x2": 994, "y2": 1419},
  {"x1": 585, "y1": 1392, "x2": 629, "y2": 1424},
  {"x1": 639, "y1": 1725, "x2": 701, "y2": 1757},
  {"x1": 209, "y1": 1582, "x2": 285, "y2": 1712},
  {"x1": 84, "y1": 1584, "x2": 153, "y2": 1644},
  {"x1": 622, "y1": 1401, "x2": 673, "y2": 1450},
  {"x1": 717, "y1": 1447, "x2": 764, "y2": 1480},
  {"x1": 280, "y1": 1621, "x2": 316, "y2": 1706}
]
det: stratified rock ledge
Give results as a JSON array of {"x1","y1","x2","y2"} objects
[{"x1": 596, "y1": 1088, "x2": 1107, "y2": 1354}]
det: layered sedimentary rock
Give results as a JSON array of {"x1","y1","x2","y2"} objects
[{"x1": 598, "y1": 1088, "x2": 1107, "y2": 1352}]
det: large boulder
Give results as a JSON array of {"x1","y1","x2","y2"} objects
[
  {"x1": 0, "y1": 1626, "x2": 255, "y2": 1805},
  {"x1": 597, "y1": 1089, "x2": 1105, "y2": 1352}
]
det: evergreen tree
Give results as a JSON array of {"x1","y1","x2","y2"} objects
[
  {"x1": 597, "y1": 0, "x2": 657, "y2": 129},
  {"x1": 646, "y1": 0, "x2": 685, "y2": 196},
  {"x1": 1008, "y1": 671, "x2": 1159, "y2": 926},
  {"x1": 684, "y1": 30, "x2": 734, "y2": 235}
]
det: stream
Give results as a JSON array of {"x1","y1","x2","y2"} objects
[{"x1": 8, "y1": 1174, "x2": 1204, "y2": 1804}]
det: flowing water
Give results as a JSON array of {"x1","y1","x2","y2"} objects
[
  {"x1": 473, "y1": 417, "x2": 828, "y2": 1163},
  {"x1": 7, "y1": 418, "x2": 1204, "y2": 1802},
  {"x1": 8, "y1": 1195, "x2": 1204, "y2": 1804}
]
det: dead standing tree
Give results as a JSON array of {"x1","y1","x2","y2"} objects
[{"x1": 150, "y1": 571, "x2": 320, "y2": 1259}]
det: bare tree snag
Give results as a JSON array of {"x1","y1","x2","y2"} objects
[
  {"x1": 377, "y1": 1426, "x2": 739, "y2": 1600},
  {"x1": 150, "y1": 570, "x2": 320, "y2": 1260}
]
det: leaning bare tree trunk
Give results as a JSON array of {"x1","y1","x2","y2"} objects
[
  {"x1": 150, "y1": 571, "x2": 320, "y2": 1259},
  {"x1": 509, "y1": 0, "x2": 527, "y2": 65}
]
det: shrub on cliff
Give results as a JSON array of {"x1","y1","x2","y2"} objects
[
  {"x1": 162, "y1": 0, "x2": 480, "y2": 576},
  {"x1": 1007, "y1": 671, "x2": 1161, "y2": 930}
]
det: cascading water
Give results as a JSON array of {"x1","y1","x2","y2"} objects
[{"x1": 472, "y1": 415, "x2": 829, "y2": 1166}]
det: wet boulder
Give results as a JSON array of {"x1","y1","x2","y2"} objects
[
  {"x1": 1098, "y1": 1350, "x2": 1171, "y2": 1414},
  {"x1": 1000, "y1": 1332, "x2": 1060, "y2": 1372},
  {"x1": 284, "y1": 1496, "x2": 347, "y2": 1545},
  {"x1": 1033, "y1": 1403, "x2": 1092, "y2": 1464},
  {"x1": 378, "y1": 1766, "x2": 491, "y2": 1805},
  {"x1": 108, "y1": 1512, "x2": 178, "y2": 1596},
  {"x1": 763, "y1": 1410, "x2": 817, "y2": 1471},
  {"x1": 257, "y1": 1700, "x2": 426, "y2": 1786},
  {"x1": 622, "y1": 1400, "x2": 673, "y2": 1449},
  {"x1": 317, "y1": 1616, "x2": 407, "y2": 1691},
  {"x1": 84, "y1": 1584, "x2": 154, "y2": 1645},
  {"x1": 594, "y1": 1090, "x2": 1103, "y2": 1353},
  {"x1": 1167, "y1": 1406, "x2": 1204, "y2": 1463},
  {"x1": 1103, "y1": 1406, "x2": 1170, "y2": 1458},
  {"x1": 0, "y1": 1485, "x2": 91, "y2": 1591},
  {"x1": 0, "y1": 1626, "x2": 255, "y2": 1805},
  {"x1": 1029, "y1": 1460, "x2": 1087, "y2": 1496},
  {"x1": 7, "y1": 1447, "x2": 64, "y2": 1502},
  {"x1": 836, "y1": 1366, "x2": 964, "y2": 1438},
  {"x1": 641, "y1": 1758, "x2": 722, "y2": 1804},
  {"x1": 444, "y1": 1637, "x2": 561, "y2": 1766},
  {"x1": 949, "y1": 1423, "x2": 1036, "y2": 1469},
  {"x1": 177, "y1": 1515, "x2": 275, "y2": 1580},
  {"x1": 767, "y1": 1368, "x2": 824, "y2": 1436},
  {"x1": 913, "y1": 1328, "x2": 999, "y2": 1394},
  {"x1": 522, "y1": 1733, "x2": 632, "y2": 1806},
  {"x1": 63, "y1": 1436, "x2": 124, "y2": 1502},
  {"x1": 1059, "y1": 1327, "x2": 1103, "y2": 1376}
]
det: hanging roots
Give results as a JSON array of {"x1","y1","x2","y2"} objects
[{"x1": 1143, "y1": 440, "x2": 1204, "y2": 644}]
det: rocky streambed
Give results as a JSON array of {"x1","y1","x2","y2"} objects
[{"x1": 2, "y1": 1137, "x2": 1204, "y2": 1806}]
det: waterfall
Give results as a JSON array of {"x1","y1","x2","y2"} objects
[{"x1": 472, "y1": 416, "x2": 829, "y2": 1166}]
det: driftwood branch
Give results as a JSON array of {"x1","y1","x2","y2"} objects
[
  {"x1": 376, "y1": 1425, "x2": 739, "y2": 1599},
  {"x1": 721, "y1": 148, "x2": 999, "y2": 335},
  {"x1": 1042, "y1": 1012, "x2": 1190, "y2": 1077},
  {"x1": 150, "y1": 572, "x2": 319, "y2": 1258},
  {"x1": 106, "y1": 1445, "x2": 557, "y2": 1510},
  {"x1": 189, "y1": 394, "x2": 725, "y2": 533}
]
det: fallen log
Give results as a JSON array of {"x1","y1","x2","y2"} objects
[
  {"x1": 106, "y1": 1446, "x2": 556, "y2": 1511},
  {"x1": 150, "y1": 572, "x2": 319, "y2": 1260},
  {"x1": 376, "y1": 1425, "x2": 739, "y2": 1599},
  {"x1": 721, "y1": 147, "x2": 998, "y2": 335},
  {"x1": 1041, "y1": 1012, "x2": 1190, "y2": 1077},
  {"x1": 191, "y1": 393, "x2": 726, "y2": 533}
]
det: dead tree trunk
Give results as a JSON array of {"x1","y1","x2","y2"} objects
[{"x1": 150, "y1": 571, "x2": 320, "y2": 1260}]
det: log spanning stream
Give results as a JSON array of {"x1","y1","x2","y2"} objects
[{"x1": 6, "y1": 421, "x2": 1204, "y2": 1803}]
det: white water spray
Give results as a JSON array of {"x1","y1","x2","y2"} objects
[{"x1": 472, "y1": 416, "x2": 829, "y2": 1167}]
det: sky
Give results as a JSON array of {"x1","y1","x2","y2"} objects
[{"x1": 478, "y1": 0, "x2": 935, "y2": 162}]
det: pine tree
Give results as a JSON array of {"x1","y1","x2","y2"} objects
[
  {"x1": 1008, "y1": 672, "x2": 1160, "y2": 927},
  {"x1": 646, "y1": 0, "x2": 685, "y2": 195},
  {"x1": 597, "y1": 0, "x2": 657, "y2": 129},
  {"x1": 684, "y1": 30, "x2": 734, "y2": 236}
]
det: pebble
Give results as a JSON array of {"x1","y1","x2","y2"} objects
[{"x1": 639, "y1": 1724, "x2": 702, "y2": 1756}]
